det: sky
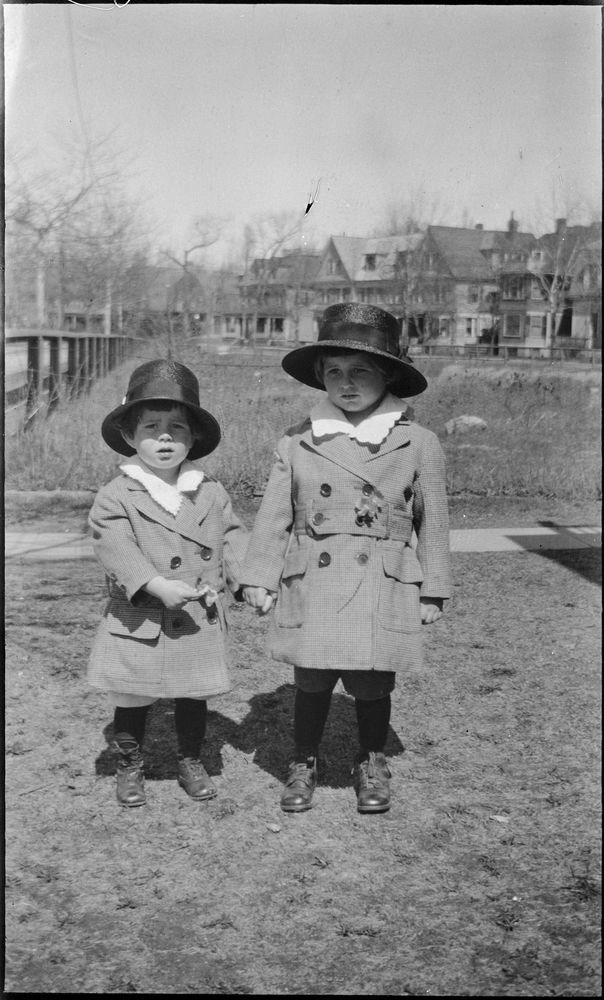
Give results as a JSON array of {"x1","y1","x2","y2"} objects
[{"x1": 4, "y1": 2, "x2": 602, "y2": 267}]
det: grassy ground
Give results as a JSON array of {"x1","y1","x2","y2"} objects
[
  {"x1": 4, "y1": 494, "x2": 602, "y2": 995},
  {"x1": 4, "y1": 343, "x2": 602, "y2": 501}
]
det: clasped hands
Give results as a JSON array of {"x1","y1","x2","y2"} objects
[{"x1": 242, "y1": 586, "x2": 276, "y2": 615}]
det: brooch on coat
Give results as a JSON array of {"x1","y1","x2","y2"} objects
[{"x1": 354, "y1": 493, "x2": 383, "y2": 527}]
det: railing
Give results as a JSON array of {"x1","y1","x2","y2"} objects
[
  {"x1": 411, "y1": 343, "x2": 602, "y2": 365},
  {"x1": 4, "y1": 328, "x2": 138, "y2": 434}
]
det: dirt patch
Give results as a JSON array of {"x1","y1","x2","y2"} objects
[{"x1": 4, "y1": 496, "x2": 601, "y2": 994}]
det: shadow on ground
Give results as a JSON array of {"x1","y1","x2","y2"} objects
[
  {"x1": 511, "y1": 524, "x2": 602, "y2": 585},
  {"x1": 94, "y1": 683, "x2": 405, "y2": 788}
]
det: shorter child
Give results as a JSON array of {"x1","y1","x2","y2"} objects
[
  {"x1": 88, "y1": 359, "x2": 248, "y2": 807},
  {"x1": 242, "y1": 303, "x2": 451, "y2": 814}
]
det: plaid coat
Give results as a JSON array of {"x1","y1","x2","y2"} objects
[
  {"x1": 87, "y1": 474, "x2": 248, "y2": 698},
  {"x1": 241, "y1": 415, "x2": 451, "y2": 673}
]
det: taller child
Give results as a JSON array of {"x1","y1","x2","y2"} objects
[
  {"x1": 88, "y1": 360, "x2": 248, "y2": 807},
  {"x1": 242, "y1": 304, "x2": 451, "y2": 814}
]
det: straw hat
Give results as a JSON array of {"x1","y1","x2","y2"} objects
[{"x1": 281, "y1": 303, "x2": 427, "y2": 398}]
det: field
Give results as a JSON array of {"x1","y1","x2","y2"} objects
[
  {"x1": 4, "y1": 345, "x2": 602, "y2": 995},
  {"x1": 4, "y1": 342, "x2": 602, "y2": 502}
]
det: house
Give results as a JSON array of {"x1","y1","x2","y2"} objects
[
  {"x1": 532, "y1": 219, "x2": 602, "y2": 351},
  {"x1": 238, "y1": 249, "x2": 322, "y2": 343},
  {"x1": 406, "y1": 217, "x2": 538, "y2": 351},
  {"x1": 297, "y1": 233, "x2": 419, "y2": 346},
  {"x1": 405, "y1": 214, "x2": 601, "y2": 354}
]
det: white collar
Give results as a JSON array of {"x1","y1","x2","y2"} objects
[
  {"x1": 310, "y1": 392, "x2": 409, "y2": 445},
  {"x1": 119, "y1": 456, "x2": 204, "y2": 516}
]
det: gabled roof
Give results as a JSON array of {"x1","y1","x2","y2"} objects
[
  {"x1": 424, "y1": 226, "x2": 535, "y2": 280},
  {"x1": 325, "y1": 234, "x2": 421, "y2": 282},
  {"x1": 245, "y1": 250, "x2": 321, "y2": 287}
]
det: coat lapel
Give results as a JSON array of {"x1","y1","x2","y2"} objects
[
  {"x1": 365, "y1": 420, "x2": 412, "y2": 462},
  {"x1": 126, "y1": 480, "x2": 214, "y2": 544},
  {"x1": 300, "y1": 421, "x2": 412, "y2": 476}
]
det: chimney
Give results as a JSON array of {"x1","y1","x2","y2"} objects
[
  {"x1": 555, "y1": 217, "x2": 567, "y2": 235},
  {"x1": 507, "y1": 212, "x2": 519, "y2": 234},
  {"x1": 475, "y1": 223, "x2": 483, "y2": 231}
]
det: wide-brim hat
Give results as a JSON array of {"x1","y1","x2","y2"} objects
[
  {"x1": 101, "y1": 359, "x2": 221, "y2": 459},
  {"x1": 281, "y1": 303, "x2": 427, "y2": 397}
]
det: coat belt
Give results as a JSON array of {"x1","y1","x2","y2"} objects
[{"x1": 293, "y1": 502, "x2": 413, "y2": 542}]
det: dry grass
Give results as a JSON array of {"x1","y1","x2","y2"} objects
[
  {"x1": 4, "y1": 497, "x2": 602, "y2": 995},
  {"x1": 4, "y1": 341, "x2": 602, "y2": 501}
]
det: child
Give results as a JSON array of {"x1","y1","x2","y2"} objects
[
  {"x1": 241, "y1": 303, "x2": 451, "y2": 814},
  {"x1": 87, "y1": 359, "x2": 248, "y2": 807}
]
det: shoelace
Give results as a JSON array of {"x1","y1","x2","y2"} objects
[{"x1": 287, "y1": 761, "x2": 315, "y2": 785}]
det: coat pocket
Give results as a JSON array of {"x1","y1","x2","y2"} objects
[
  {"x1": 275, "y1": 547, "x2": 309, "y2": 628},
  {"x1": 105, "y1": 601, "x2": 163, "y2": 641},
  {"x1": 378, "y1": 548, "x2": 422, "y2": 633}
]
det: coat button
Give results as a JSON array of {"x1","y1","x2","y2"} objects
[
  {"x1": 172, "y1": 617, "x2": 183, "y2": 629},
  {"x1": 320, "y1": 483, "x2": 331, "y2": 497},
  {"x1": 362, "y1": 483, "x2": 373, "y2": 496},
  {"x1": 318, "y1": 552, "x2": 331, "y2": 567},
  {"x1": 356, "y1": 552, "x2": 368, "y2": 565},
  {"x1": 312, "y1": 513, "x2": 324, "y2": 526},
  {"x1": 200, "y1": 546, "x2": 213, "y2": 560},
  {"x1": 170, "y1": 556, "x2": 182, "y2": 569}
]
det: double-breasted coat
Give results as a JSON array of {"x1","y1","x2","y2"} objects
[
  {"x1": 87, "y1": 474, "x2": 248, "y2": 698},
  {"x1": 241, "y1": 414, "x2": 452, "y2": 674}
]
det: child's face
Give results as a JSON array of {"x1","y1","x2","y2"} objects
[
  {"x1": 322, "y1": 352, "x2": 388, "y2": 421},
  {"x1": 123, "y1": 404, "x2": 194, "y2": 478}
]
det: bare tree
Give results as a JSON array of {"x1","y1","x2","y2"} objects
[
  {"x1": 528, "y1": 213, "x2": 602, "y2": 348},
  {"x1": 5, "y1": 138, "x2": 150, "y2": 332},
  {"x1": 161, "y1": 215, "x2": 224, "y2": 340},
  {"x1": 5, "y1": 152, "x2": 98, "y2": 326},
  {"x1": 238, "y1": 211, "x2": 307, "y2": 344}
]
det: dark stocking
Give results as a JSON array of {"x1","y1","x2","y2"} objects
[
  {"x1": 113, "y1": 705, "x2": 150, "y2": 751},
  {"x1": 355, "y1": 695, "x2": 391, "y2": 754},
  {"x1": 293, "y1": 688, "x2": 333, "y2": 759},
  {"x1": 174, "y1": 698, "x2": 208, "y2": 759}
]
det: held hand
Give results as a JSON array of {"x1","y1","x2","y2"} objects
[
  {"x1": 242, "y1": 586, "x2": 276, "y2": 615},
  {"x1": 420, "y1": 597, "x2": 444, "y2": 625},
  {"x1": 145, "y1": 577, "x2": 202, "y2": 610}
]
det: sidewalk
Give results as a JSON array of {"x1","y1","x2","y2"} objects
[{"x1": 4, "y1": 524, "x2": 601, "y2": 562}]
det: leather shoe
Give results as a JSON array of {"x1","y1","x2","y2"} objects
[
  {"x1": 280, "y1": 757, "x2": 317, "y2": 812},
  {"x1": 114, "y1": 739, "x2": 146, "y2": 808},
  {"x1": 177, "y1": 757, "x2": 217, "y2": 800},
  {"x1": 354, "y1": 752, "x2": 391, "y2": 813}
]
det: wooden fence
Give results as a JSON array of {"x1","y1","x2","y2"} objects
[{"x1": 4, "y1": 328, "x2": 138, "y2": 434}]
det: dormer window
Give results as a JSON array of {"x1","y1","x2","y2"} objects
[{"x1": 365, "y1": 254, "x2": 376, "y2": 271}]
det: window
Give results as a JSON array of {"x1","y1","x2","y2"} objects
[
  {"x1": 503, "y1": 277, "x2": 525, "y2": 300},
  {"x1": 529, "y1": 315, "x2": 547, "y2": 338},
  {"x1": 505, "y1": 314, "x2": 523, "y2": 339},
  {"x1": 468, "y1": 286, "x2": 479, "y2": 303},
  {"x1": 364, "y1": 254, "x2": 376, "y2": 271},
  {"x1": 465, "y1": 318, "x2": 474, "y2": 338},
  {"x1": 327, "y1": 258, "x2": 339, "y2": 276}
]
